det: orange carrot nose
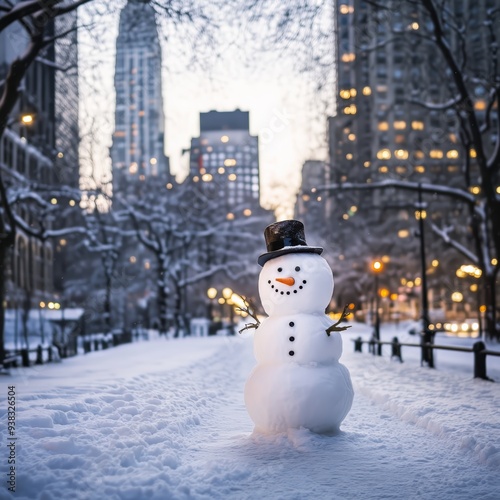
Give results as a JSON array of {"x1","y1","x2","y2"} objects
[{"x1": 275, "y1": 277, "x2": 295, "y2": 286}]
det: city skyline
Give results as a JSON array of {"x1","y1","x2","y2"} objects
[{"x1": 79, "y1": 0, "x2": 334, "y2": 219}]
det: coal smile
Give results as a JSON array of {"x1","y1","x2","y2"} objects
[{"x1": 268, "y1": 279, "x2": 308, "y2": 296}]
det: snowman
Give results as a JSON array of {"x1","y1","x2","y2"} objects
[{"x1": 244, "y1": 220, "x2": 354, "y2": 434}]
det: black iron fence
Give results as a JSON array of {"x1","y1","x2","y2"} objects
[{"x1": 353, "y1": 336, "x2": 500, "y2": 381}]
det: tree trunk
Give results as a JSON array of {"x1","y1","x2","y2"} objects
[
  {"x1": 158, "y1": 284, "x2": 168, "y2": 336},
  {"x1": 104, "y1": 274, "x2": 112, "y2": 334},
  {"x1": 484, "y1": 272, "x2": 498, "y2": 341}
]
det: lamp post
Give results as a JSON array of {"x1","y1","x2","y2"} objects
[
  {"x1": 222, "y1": 287, "x2": 234, "y2": 334},
  {"x1": 415, "y1": 185, "x2": 430, "y2": 333},
  {"x1": 371, "y1": 260, "x2": 383, "y2": 355},
  {"x1": 207, "y1": 287, "x2": 217, "y2": 320}
]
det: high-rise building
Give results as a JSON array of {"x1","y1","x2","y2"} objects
[
  {"x1": 111, "y1": 0, "x2": 169, "y2": 197},
  {"x1": 326, "y1": 0, "x2": 499, "y2": 320},
  {"x1": 188, "y1": 110, "x2": 260, "y2": 214},
  {"x1": 0, "y1": 16, "x2": 79, "y2": 313}
]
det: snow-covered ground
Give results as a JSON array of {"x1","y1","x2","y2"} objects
[{"x1": 1, "y1": 323, "x2": 499, "y2": 500}]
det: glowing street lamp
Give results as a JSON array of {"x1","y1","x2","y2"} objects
[{"x1": 371, "y1": 260, "x2": 384, "y2": 355}]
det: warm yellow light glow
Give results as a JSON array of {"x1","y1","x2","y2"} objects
[
  {"x1": 166, "y1": 183, "x2": 173, "y2": 189},
  {"x1": 150, "y1": 157, "x2": 157, "y2": 165},
  {"x1": 362, "y1": 86, "x2": 371, "y2": 95},
  {"x1": 221, "y1": 135, "x2": 229, "y2": 143},
  {"x1": 341, "y1": 53, "x2": 355, "y2": 63},
  {"x1": 394, "y1": 121, "x2": 406, "y2": 130},
  {"x1": 398, "y1": 229, "x2": 410, "y2": 238},
  {"x1": 346, "y1": 153, "x2": 353, "y2": 160},
  {"x1": 377, "y1": 148, "x2": 391, "y2": 160},
  {"x1": 470, "y1": 186, "x2": 480, "y2": 194},
  {"x1": 379, "y1": 166, "x2": 388, "y2": 173},
  {"x1": 407, "y1": 281, "x2": 414, "y2": 288},
  {"x1": 339, "y1": 89, "x2": 351, "y2": 99},
  {"x1": 193, "y1": 176, "x2": 199, "y2": 182},
  {"x1": 222, "y1": 288, "x2": 233, "y2": 300},
  {"x1": 302, "y1": 194, "x2": 310, "y2": 201},
  {"x1": 60, "y1": 239, "x2": 67, "y2": 246},
  {"x1": 48, "y1": 302, "x2": 55, "y2": 310},
  {"x1": 218, "y1": 297, "x2": 225, "y2": 305},
  {"x1": 470, "y1": 149, "x2": 477, "y2": 158},
  {"x1": 446, "y1": 150, "x2": 459, "y2": 159},
  {"x1": 379, "y1": 288, "x2": 390, "y2": 298},
  {"x1": 451, "y1": 292, "x2": 463, "y2": 303},
  {"x1": 129, "y1": 162, "x2": 138, "y2": 174},
  {"x1": 348, "y1": 133, "x2": 356, "y2": 141},
  {"x1": 69, "y1": 199, "x2": 76, "y2": 207},
  {"x1": 342, "y1": 213, "x2": 349, "y2": 220},
  {"x1": 144, "y1": 261, "x2": 150, "y2": 270},
  {"x1": 21, "y1": 114, "x2": 34, "y2": 125},
  {"x1": 51, "y1": 198, "x2": 58, "y2": 205},
  {"x1": 496, "y1": 187, "x2": 500, "y2": 194},
  {"x1": 414, "y1": 277, "x2": 422, "y2": 286},
  {"x1": 224, "y1": 158, "x2": 236, "y2": 167},
  {"x1": 395, "y1": 149, "x2": 409, "y2": 159},
  {"x1": 470, "y1": 284, "x2": 478, "y2": 292},
  {"x1": 243, "y1": 208, "x2": 252, "y2": 216},
  {"x1": 226, "y1": 212, "x2": 235, "y2": 220},
  {"x1": 343, "y1": 104, "x2": 357, "y2": 114},
  {"x1": 411, "y1": 22, "x2": 419, "y2": 30},
  {"x1": 228, "y1": 173, "x2": 237, "y2": 181},
  {"x1": 378, "y1": 121, "x2": 389, "y2": 131},
  {"x1": 202, "y1": 174, "x2": 213, "y2": 182},
  {"x1": 218, "y1": 167, "x2": 225, "y2": 174},
  {"x1": 207, "y1": 288, "x2": 217, "y2": 299},
  {"x1": 415, "y1": 166, "x2": 425, "y2": 173},
  {"x1": 54, "y1": 303, "x2": 61, "y2": 310},
  {"x1": 492, "y1": 258, "x2": 498, "y2": 266},
  {"x1": 372, "y1": 260, "x2": 383, "y2": 272},
  {"x1": 129, "y1": 256, "x2": 137, "y2": 264},
  {"x1": 432, "y1": 259, "x2": 439, "y2": 267},
  {"x1": 57, "y1": 152, "x2": 64, "y2": 159},
  {"x1": 415, "y1": 209, "x2": 427, "y2": 220},
  {"x1": 474, "y1": 100, "x2": 486, "y2": 111},
  {"x1": 411, "y1": 121, "x2": 424, "y2": 130},
  {"x1": 401, "y1": 278, "x2": 407, "y2": 285},
  {"x1": 364, "y1": 161, "x2": 371, "y2": 167},
  {"x1": 40, "y1": 301, "x2": 46, "y2": 308},
  {"x1": 479, "y1": 305, "x2": 487, "y2": 313},
  {"x1": 430, "y1": 150, "x2": 443, "y2": 159},
  {"x1": 390, "y1": 293, "x2": 398, "y2": 301}
]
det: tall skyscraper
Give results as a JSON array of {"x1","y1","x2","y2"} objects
[
  {"x1": 111, "y1": 0, "x2": 169, "y2": 197},
  {"x1": 188, "y1": 110, "x2": 261, "y2": 215}
]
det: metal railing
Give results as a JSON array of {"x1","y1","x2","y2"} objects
[{"x1": 352, "y1": 336, "x2": 500, "y2": 381}]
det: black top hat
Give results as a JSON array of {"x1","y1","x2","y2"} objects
[{"x1": 258, "y1": 220, "x2": 323, "y2": 266}]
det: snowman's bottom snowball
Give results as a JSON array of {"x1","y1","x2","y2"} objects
[{"x1": 244, "y1": 362, "x2": 354, "y2": 434}]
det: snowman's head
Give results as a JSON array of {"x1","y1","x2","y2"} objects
[{"x1": 258, "y1": 252, "x2": 334, "y2": 316}]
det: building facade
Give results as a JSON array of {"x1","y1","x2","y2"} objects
[
  {"x1": 325, "y1": 0, "x2": 499, "y2": 322},
  {"x1": 110, "y1": 0, "x2": 169, "y2": 198},
  {"x1": 188, "y1": 110, "x2": 261, "y2": 217}
]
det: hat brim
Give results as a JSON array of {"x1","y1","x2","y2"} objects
[{"x1": 258, "y1": 246, "x2": 323, "y2": 267}]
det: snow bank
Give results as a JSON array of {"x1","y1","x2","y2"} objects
[{"x1": 0, "y1": 326, "x2": 499, "y2": 499}]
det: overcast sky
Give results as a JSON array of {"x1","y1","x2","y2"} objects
[{"x1": 79, "y1": 1, "x2": 334, "y2": 219}]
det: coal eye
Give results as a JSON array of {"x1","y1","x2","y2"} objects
[
  {"x1": 295, "y1": 266, "x2": 301, "y2": 272},
  {"x1": 277, "y1": 267, "x2": 283, "y2": 272}
]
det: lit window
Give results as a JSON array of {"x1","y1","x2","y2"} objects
[
  {"x1": 394, "y1": 149, "x2": 408, "y2": 159},
  {"x1": 193, "y1": 176, "x2": 199, "y2": 182},
  {"x1": 69, "y1": 200, "x2": 76, "y2": 206},
  {"x1": 378, "y1": 122, "x2": 389, "y2": 131},
  {"x1": 398, "y1": 229, "x2": 409, "y2": 238},
  {"x1": 226, "y1": 213, "x2": 235, "y2": 220},
  {"x1": 474, "y1": 100, "x2": 486, "y2": 111},
  {"x1": 228, "y1": 173, "x2": 237, "y2": 181},
  {"x1": 415, "y1": 166, "x2": 425, "y2": 173},
  {"x1": 379, "y1": 166, "x2": 388, "y2": 173},
  {"x1": 224, "y1": 158, "x2": 236, "y2": 167},
  {"x1": 343, "y1": 104, "x2": 357, "y2": 115},
  {"x1": 410, "y1": 22, "x2": 419, "y2": 30},
  {"x1": 429, "y1": 150, "x2": 443, "y2": 159},
  {"x1": 470, "y1": 186, "x2": 480, "y2": 194},
  {"x1": 57, "y1": 152, "x2": 64, "y2": 159},
  {"x1": 341, "y1": 53, "x2": 355, "y2": 63},
  {"x1": 166, "y1": 183, "x2": 173, "y2": 189},
  {"x1": 411, "y1": 121, "x2": 424, "y2": 130},
  {"x1": 202, "y1": 174, "x2": 213, "y2": 182},
  {"x1": 446, "y1": 150, "x2": 459, "y2": 159},
  {"x1": 414, "y1": 150, "x2": 424, "y2": 159},
  {"x1": 362, "y1": 86, "x2": 371, "y2": 96},
  {"x1": 394, "y1": 121, "x2": 406, "y2": 130},
  {"x1": 129, "y1": 256, "x2": 137, "y2": 263},
  {"x1": 221, "y1": 135, "x2": 229, "y2": 143},
  {"x1": 339, "y1": 4, "x2": 353, "y2": 14},
  {"x1": 470, "y1": 149, "x2": 477, "y2": 158},
  {"x1": 150, "y1": 158, "x2": 157, "y2": 165},
  {"x1": 218, "y1": 167, "x2": 225, "y2": 174},
  {"x1": 350, "y1": 88, "x2": 357, "y2": 97},
  {"x1": 396, "y1": 166, "x2": 407, "y2": 174},
  {"x1": 243, "y1": 209, "x2": 252, "y2": 216},
  {"x1": 377, "y1": 149, "x2": 391, "y2": 160},
  {"x1": 346, "y1": 153, "x2": 353, "y2": 160},
  {"x1": 129, "y1": 162, "x2": 138, "y2": 174},
  {"x1": 348, "y1": 133, "x2": 356, "y2": 141},
  {"x1": 339, "y1": 89, "x2": 351, "y2": 99},
  {"x1": 51, "y1": 198, "x2": 58, "y2": 205},
  {"x1": 364, "y1": 161, "x2": 371, "y2": 168}
]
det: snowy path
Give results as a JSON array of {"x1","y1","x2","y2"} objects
[{"x1": 1, "y1": 328, "x2": 499, "y2": 500}]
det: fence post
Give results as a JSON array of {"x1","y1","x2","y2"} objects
[
  {"x1": 420, "y1": 330, "x2": 435, "y2": 368},
  {"x1": 20, "y1": 349, "x2": 29, "y2": 367},
  {"x1": 354, "y1": 337, "x2": 363, "y2": 352},
  {"x1": 35, "y1": 345, "x2": 43, "y2": 364},
  {"x1": 391, "y1": 337, "x2": 403, "y2": 363},
  {"x1": 473, "y1": 341, "x2": 491, "y2": 381},
  {"x1": 369, "y1": 337, "x2": 376, "y2": 355}
]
